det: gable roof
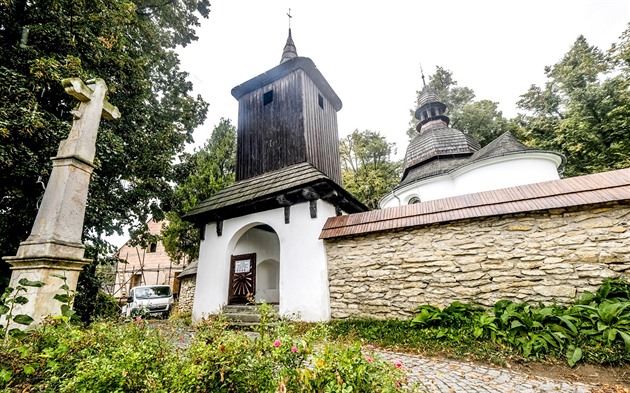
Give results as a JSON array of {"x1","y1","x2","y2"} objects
[
  {"x1": 470, "y1": 132, "x2": 566, "y2": 168},
  {"x1": 321, "y1": 167, "x2": 630, "y2": 239},
  {"x1": 184, "y1": 162, "x2": 368, "y2": 223}
]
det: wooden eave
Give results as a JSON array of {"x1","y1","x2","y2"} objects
[
  {"x1": 321, "y1": 167, "x2": 630, "y2": 239},
  {"x1": 184, "y1": 162, "x2": 367, "y2": 224},
  {"x1": 231, "y1": 57, "x2": 342, "y2": 111}
]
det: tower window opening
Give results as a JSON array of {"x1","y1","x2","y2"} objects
[
  {"x1": 263, "y1": 90, "x2": 273, "y2": 106},
  {"x1": 148, "y1": 243, "x2": 157, "y2": 253},
  {"x1": 318, "y1": 93, "x2": 324, "y2": 109}
]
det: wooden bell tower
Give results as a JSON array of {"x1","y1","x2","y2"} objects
[{"x1": 231, "y1": 29, "x2": 343, "y2": 185}]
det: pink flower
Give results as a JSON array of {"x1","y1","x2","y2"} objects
[
  {"x1": 273, "y1": 339, "x2": 281, "y2": 347},
  {"x1": 394, "y1": 360, "x2": 402, "y2": 368},
  {"x1": 366, "y1": 344, "x2": 374, "y2": 350},
  {"x1": 291, "y1": 346, "x2": 298, "y2": 353},
  {"x1": 365, "y1": 355, "x2": 373, "y2": 362}
]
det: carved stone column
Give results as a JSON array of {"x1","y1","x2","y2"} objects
[{"x1": 3, "y1": 78, "x2": 120, "y2": 327}]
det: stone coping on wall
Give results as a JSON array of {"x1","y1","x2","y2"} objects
[{"x1": 321, "y1": 167, "x2": 630, "y2": 239}]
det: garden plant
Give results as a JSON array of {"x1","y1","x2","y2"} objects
[
  {"x1": 329, "y1": 278, "x2": 630, "y2": 368},
  {"x1": 0, "y1": 302, "x2": 415, "y2": 392}
]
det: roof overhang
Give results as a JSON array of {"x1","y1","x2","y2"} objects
[
  {"x1": 184, "y1": 163, "x2": 367, "y2": 224},
  {"x1": 231, "y1": 57, "x2": 342, "y2": 111}
]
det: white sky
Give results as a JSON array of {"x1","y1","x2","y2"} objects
[
  {"x1": 178, "y1": 0, "x2": 629, "y2": 159},
  {"x1": 109, "y1": 1, "x2": 628, "y2": 248}
]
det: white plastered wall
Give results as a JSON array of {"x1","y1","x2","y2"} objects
[
  {"x1": 192, "y1": 200, "x2": 335, "y2": 322},
  {"x1": 381, "y1": 154, "x2": 561, "y2": 208}
]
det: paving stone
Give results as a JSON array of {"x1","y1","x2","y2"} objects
[{"x1": 372, "y1": 349, "x2": 609, "y2": 393}]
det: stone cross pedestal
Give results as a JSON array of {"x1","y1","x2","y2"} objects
[{"x1": 3, "y1": 78, "x2": 120, "y2": 326}]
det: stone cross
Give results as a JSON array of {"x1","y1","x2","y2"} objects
[{"x1": 3, "y1": 78, "x2": 120, "y2": 326}]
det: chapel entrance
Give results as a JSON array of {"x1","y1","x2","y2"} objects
[
  {"x1": 228, "y1": 224, "x2": 280, "y2": 305},
  {"x1": 228, "y1": 253, "x2": 256, "y2": 304}
]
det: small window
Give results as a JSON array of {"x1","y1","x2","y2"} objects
[
  {"x1": 148, "y1": 243, "x2": 157, "y2": 253},
  {"x1": 408, "y1": 197, "x2": 421, "y2": 205},
  {"x1": 318, "y1": 93, "x2": 324, "y2": 109},
  {"x1": 263, "y1": 90, "x2": 273, "y2": 106}
]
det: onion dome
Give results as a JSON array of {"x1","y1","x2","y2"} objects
[{"x1": 400, "y1": 88, "x2": 480, "y2": 185}]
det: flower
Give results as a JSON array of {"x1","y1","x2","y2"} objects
[
  {"x1": 273, "y1": 339, "x2": 281, "y2": 347},
  {"x1": 394, "y1": 360, "x2": 402, "y2": 368},
  {"x1": 291, "y1": 345, "x2": 298, "y2": 353},
  {"x1": 365, "y1": 355, "x2": 373, "y2": 362},
  {"x1": 366, "y1": 344, "x2": 374, "y2": 350}
]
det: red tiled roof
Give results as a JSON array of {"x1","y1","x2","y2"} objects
[{"x1": 320, "y1": 168, "x2": 630, "y2": 239}]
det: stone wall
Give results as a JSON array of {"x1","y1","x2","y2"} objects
[
  {"x1": 325, "y1": 202, "x2": 630, "y2": 319},
  {"x1": 177, "y1": 276, "x2": 196, "y2": 314}
]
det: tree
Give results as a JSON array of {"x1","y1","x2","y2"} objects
[
  {"x1": 517, "y1": 31, "x2": 630, "y2": 177},
  {"x1": 407, "y1": 67, "x2": 510, "y2": 146},
  {"x1": 0, "y1": 1, "x2": 209, "y2": 295},
  {"x1": 162, "y1": 118, "x2": 237, "y2": 264},
  {"x1": 340, "y1": 130, "x2": 400, "y2": 210}
]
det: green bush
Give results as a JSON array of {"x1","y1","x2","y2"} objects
[
  {"x1": 0, "y1": 310, "x2": 415, "y2": 392},
  {"x1": 91, "y1": 292, "x2": 121, "y2": 321},
  {"x1": 330, "y1": 278, "x2": 630, "y2": 368}
]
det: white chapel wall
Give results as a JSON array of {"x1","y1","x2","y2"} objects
[
  {"x1": 381, "y1": 155, "x2": 562, "y2": 208},
  {"x1": 192, "y1": 200, "x2": 335, "y2": 322}
]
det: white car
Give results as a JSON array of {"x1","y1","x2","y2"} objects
[{"x1": 121, "y1": 285, "x2": 174, "y2": 318}]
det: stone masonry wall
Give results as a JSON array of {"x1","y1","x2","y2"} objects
[
  {"x1": 325, "y1": 202, "x2": 630, "y2": 319},
  {"x1": 177, "y1": 276, "x2": 196, "y2": 314}
]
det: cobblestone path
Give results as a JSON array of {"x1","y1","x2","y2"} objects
[{"x1": 375, "y1": 350, "x2": 605, "y2": 393}]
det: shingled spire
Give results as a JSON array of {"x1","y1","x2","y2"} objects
[{"x1": 280, "y1": 29, "x2": 298, "y2": 64}]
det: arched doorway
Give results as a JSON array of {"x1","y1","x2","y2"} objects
[
  {"x1": 229, "y1": 224, "x2": 280, "y2": 305},
  {"x1": 257, "y1": 259, "x2": 279, "y2": 304}
]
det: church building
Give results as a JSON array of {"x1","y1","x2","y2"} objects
[
  {"x1": 379, "y1": 88, "x2": 565, "y2": 208},
  {"x1": 182, "y1": 28, "x2": 615, "y2": 323},
  {"x1": 184, "y1": 30, "x2": 367, "y2": 322}
]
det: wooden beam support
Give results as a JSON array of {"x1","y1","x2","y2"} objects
[
  {"x1": 309, "y1": 200, "x2": 317, "y2": 218},
  {"x1": 284, "y1": 205, "x2": 291, "y2": 224},
  {"x1": 301, "y1": 187, "x2": 319, "y2": 200},
  {"x1": 216, "y1": 220, "x2": 223, "y2": 237}
]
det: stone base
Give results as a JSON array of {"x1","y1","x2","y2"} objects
[{"x1": 2, "y1": 256, "x2": 90, "y2": 329}]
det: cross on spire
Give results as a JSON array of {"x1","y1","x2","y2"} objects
[
  {"x1": 420, "y1": 63, "x2": 426, "y2": 87},
  {"x1": 287, "y1": 8, "x2": 292, "y2": 29}
]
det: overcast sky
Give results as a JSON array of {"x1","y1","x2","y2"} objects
[{"x1": 178, "y1": 0, "x2": 629, "y2": 159}]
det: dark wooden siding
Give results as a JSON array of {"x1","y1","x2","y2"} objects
[
  {"x1": 301, "y1": 70, "x2": 342, "y2": 185},
  {"x1": 236, "y1": 71, "x2": 306, "y2": 181},
  {"x1": 235, "y1": 68, "x2": 342, "y2": 185}
]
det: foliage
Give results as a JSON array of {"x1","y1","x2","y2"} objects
[
  {"x1": 162, "y1": 118, "x2": 237, "y2": 263},
  {"x1": 340, "y1": 129, "x2": 401, "y2": 209},
  {"x1": 331, "y1": 278, "x2": 630, "y2": 368},
  {"x1": 73, "y1": 251, "x2": 120, "y2": 324},
  {"x1": 91, "y1": 291, "x2": 121, "y2": 321},
  {"x1": 0, "y1": 278, "x2": 45, "y2": 340},
  {"x1": 407, "y1": 67, "x2": 511, "y2": 146},
  {"x1": 516, "y1": 29, "x2": 630, "y2": 177},
  {"x1": 0, "y1": 0, "x2": 210, "y2": 289},
  {"x1": 0, "y1": 310, "x2": 414, "y2": 392}
]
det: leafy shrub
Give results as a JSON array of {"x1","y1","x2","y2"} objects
[
  {"x1": 0, "y1": 308, "x2": 414, "y2": 392},
  {"x1": 91, "y1": 291, "x2": 121, "y2": 321},
  {"x1": 331, "y1": 278, "x2": 630, "y2": 368}
]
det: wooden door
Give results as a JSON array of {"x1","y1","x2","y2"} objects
[{"x1": 228, "y1": 253, "x2": 256, "y2": 304}]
